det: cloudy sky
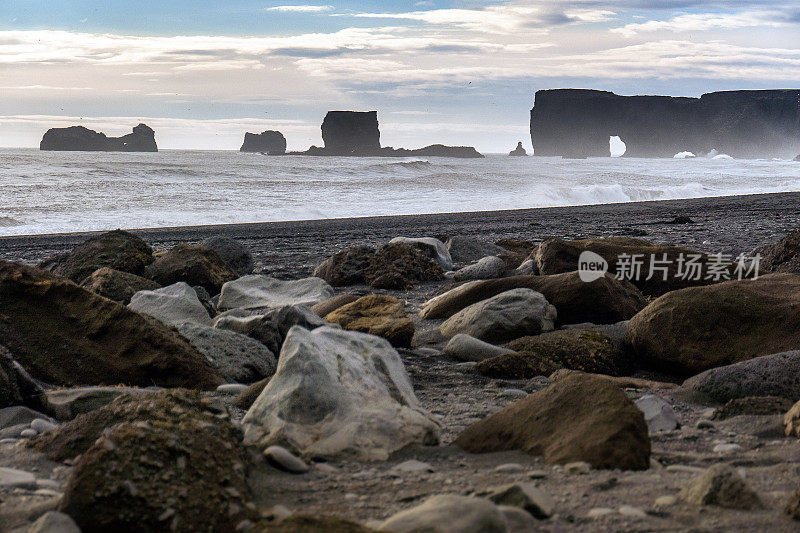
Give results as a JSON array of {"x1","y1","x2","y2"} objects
[{"x1": 1, "y1": 0, "x2": 798, "y2": 151}]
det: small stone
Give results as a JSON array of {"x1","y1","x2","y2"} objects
[
  {"x1": 488, "y1": 482, "x2": 555, "y2": 518},
  {"x1": 499, "y1": 389, "x2": 527, "y2": 398},
  {"x1": 28, "y1": 511, "x2": 81, "y2": 533},
  {"x1": 666, "y1": 465, "x2": 705, "y2": 474},
  {"x1": 527, "y1": 470, "x2": 547, "y2": 479},
  {"x1": 35, "y1": 478, "x2": 61, "y2": 490},
  {"x1": 494, "y1": 463, "x2": 525, "y2": 473},
  {"x1": 713, "y1": 443, "x2": 742, "y2": 453},
  {"x1": 313, "y1": 463, "x2": 338, "y2": 474},
  {"x1": 263, "y1": 445, "x2": 309, "y2": 474},
  {"x1": 389, "y1": 460, "x2": 435, "y2": 475},
  {"x1": 262, "y1": 504, "x2": 292, "y2": 522},
  {"x1": 216, "y1": 383, "x2": 249, "y2": 395},
  {"x1": 696, "y1": 419, "x2": 714, "y2": 429},
  {"x1": 700, "y1": 408, "x2": 716, "y2": 419},
  {"x1": 618, "y1": 505, "x2": 647, "y2": 518},
  {"x1": 564, "y1": 461, "x2": 591, "y2": 475},
  {"x1": 20, "y1": 428, "x2": 38, "y2": 438},
  {"x1": 455, "y1": 362, "x2": 477, "y2": 371},
  {"x1": 587, "y1": 507, "x2": 614, "y2": 518},
  {"x1": 0, "y1": 466, "x2": 36, "y2": 489},
  {"x1": 34, "y1": 488, "x2": 63, "y2": 497},
  {"x1": 635, "y1": 395, "x2": 679, "y2": 434},
  {"x1": 655, "y1": 495, "x2": 678, "y2": 507},
  {"x1": 31, "y1": 418, "x2": 58, "y2": 434},
  {"x1": 0, "y1": 406, "x2": 51, "y2": 429},
  {"x1": 680, "y1": 463, "x2": 763, "y2": 509}
]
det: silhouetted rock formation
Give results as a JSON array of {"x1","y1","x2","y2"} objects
[
  {"x1": 240, "y1": 130, "x2": 286, "y2": 154},
  {"x1": 40, "y1": 123, "x2": 157, "y2": 152},
  {"x1": 530, "y1": 89, "x2": 800, "y2": 159},
  {"x1": 509, "y1": 142, "x2": 527, "y2": 156},
  {"x1": 291, "y1": 111, "x2": 483, "y2": 158},
  {"x1": 795, "y1": 154, "x2": 800, "y2": 162}
]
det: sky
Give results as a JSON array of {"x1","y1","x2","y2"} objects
[{"x1": 0, "y1": 1, "x2": 799, "y2": 151}]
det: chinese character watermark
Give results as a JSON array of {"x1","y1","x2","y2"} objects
[{"x1": 578, "y1": 252, "x2": 760, "y2": 283}]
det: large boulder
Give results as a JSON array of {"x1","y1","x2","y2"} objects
[
  {"x1": 199, "y1": 236, "x2": 254, "y2": 275},
  {"x1": 0, "y1": 261, "x2": 222, "y2": 389},
  {"x1": 439, "y1": 288, "x2": 556, "y2": 344},
  {"x1": 451, "y1": 256, "x2": 506, "y2": 281},
  {"x1": 756, "y1": 229, "x2": 800, "y2": 273},
  {"x1": 145, "y1": 243, "x2": 237, "y2": 295},
  {"x1": 445, "y1": 236, "x2": 508, "y2": 265},
  {"x1": 475, "y1": 329, "x2": 630, "y2": 379},
  {"x1": 40, "y1": 229, "x2": 154, "y2": 283},
  {"x1": 420, "y1": 273, "x2": 645, "y2": 326},
  {"x1": 378, "y1": 495, "x2": 507, "y2": 533},
  {"x1": 128, "y1": 282, "x2": 212, "y2": 327},
  {"x1": 217, "y1": 275, "x2": 334, "y2": 311},
  {"x1": 79, "y1": 267, "x2": 160, "y2": 304},
  {"x1": 0, "y1": 345, "x2": 46, "y2": 411},
  {"x1": 313, "y1": 246, "x2": 376, "y2": 286},
  {"x1": 57, "y1": 391, "x2": 257, "y2": 533},
  {"x1": 311, "y1": 293, "x2": 360, "y2": 317},
  {"x1": 366, "y1": 242, "x2": 444, "y2": 290},
  {"x1": 679, "y1": 351, "x2": 800, "y2": 403},
  {"x1": 324, "y1": 294, "x2": 414, "y2": 348},
  {"x1": 626, "y1": 274, "x2": 800, "y2": 375},
  {"x1": 534, "y1": 237, "x2": 724, "y2": 296},
  {"x1": 176, "y1": 323, "x2": 277, "y2": 383},
  {"x1": 389, "y1": 237, "x2": 452, "y2": 270},
  {"x1": 454, "y1": 372, "x2": 651, "y2": 470},
  {"x1": 680, "y1": 464, "x2": 763, "y2": 510},
  {"x1": 242, "y1": 326, "x2": 440, "y2": 461},
  {"x1": 214, "y1": 304, "x2": 326, "y2": 354}
]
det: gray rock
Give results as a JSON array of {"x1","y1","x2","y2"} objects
[
  {"x1": 46, "y1": 386, "x2": 148, "y2": 421},
  {"x1": 0, "y1": 466, "x2": 36, "y2": 489},
  {"x1": 217, "y1": 275, "x2": 334, "y2": 311},
  {"x1": 488, "y1": 482, "x2": 555, "y2": 518},
  {"x1": 378, "y1": 495, "x2": 507, "y2": 533},
  {"x1": 20, "y1": 428, "x2": 38, "y2": 438},
  {"x1": 445, "y1": 236, "x2": 508, "y2": 265},
  {"x1": 389, "y1": 237, "x2": 453, "y2": 271},
  {"x1": 440, "y1": 288, "x2": 556, "y2": 344},
  {"x1": 214, "y1": 304, "x2": 325, "y2": 354},
  {"x1": 200, "y1": 236, "x2": 254, "y2": 275},
  {"x1": 680, "y1": 463, "x2": 763, "y2": 509},
  {"x1": 512, "y1": 258, "x2": 538, "y2": 276},
  {"x1": 0, "y1": 423, "x2": 29, "y2": 438},
  {"x1": 242, "y1": 326, "x2": 440, "y2": 461},
  {"x1": 635, "y1": 395, "x2": 679, "y2": 434},
  {"x1": 389, "y1": 460, "x2": 434, "y2": 475},
  {"x1": 442, "y1": 334, "x2": 516, "y2": 362},
  {"x1": 452, "y1": 256, "x2": 507, "y2": 282},
  {"x1": 28, "y1": 511, "x2": 81, "y2": 533},
  {"x1": 176, "y1": 323, "x2": 277, "y2": 383},
  {"x1": 618, "y1": 505, "x2": 647, "y2": 518},
  {"x1": 0, "y1": 406, "x2": 51, "y2": 429},
  {"x1": 30, "y1": 418, "x2": 58, "y2": 433},
  {"x1": 264, "y1": 445, "x2": 309, "y2": 474},
  {"x1": 680, "y1": 350, "x2": 800, "y2": 403},
  {"x1": 216, "y1": 383, "x2": 249, "y2": 395},
  {"x1": 128, "y1": 281, "x2": 212, "y2": 326}
]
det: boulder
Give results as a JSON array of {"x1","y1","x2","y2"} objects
[
  {"x1": 487, "y1": 483, "x2": 554, "y2": 518},
  {"x1": 365, "y1": 242, "x2": 444, "y2": 290},
  {"x1": 58, "y1": 392, "x2": 257, "y2": 532},
  {"x1": 46, "y1": 386, "x2": 148, "y2": 421},
  {"x1": 28, "y1": 511, "x2": 81, "y2": 533},
  {"x1": 324, "y1": 294, "x2": 414, "y2": 348},
  {"x1": 680, "y1": 464, "x2": 763, "y2": 510},
  {"x1": 534, "y1": 237, "x2": 725, "y2": 296},
  {"x1": 440, "y1": 288, "x2": 556, "y2": 344},
  {"x1": 0, "y1": 345, "x2": 47, "y2": 411},
  {"x1": 40, "y1": 123, "x2": 157, "y2": 152},
  {"x1": 784, "y1": 400, "x2": 800, "y2": 437},
  {"x1": 79, "y1": 267, "x2": 160, "y2": 304},
  {"x1": 679, "y1": 351, "x2": 800, "y2": 403},
  {"x1": 475, "y1": 329, "x2": 629, "y2": 379},
  {"x1": 213, "y1": 314, "x2": 282, "y2": 354},
  {"x1": 176, "y1": 323, "x2": 277, "y2": 383},
  {"x1": 40, "y1": 229, "x2": 154, "y2": 283},
  {"x1": 313, "y1": 246, "x2": 376, "y2": 286},
  {"x1": 454, "y1": 372, "x2": 651, "y2": 470},
  {"x1": 756, "y1": 229, "x2": 800, "y2": 273},
  {"x1": 712, "y1": 396, "x2": 794, "y2": 420},
  {"x1": 441, "y1": 334, "x2": 516, "y2": 362},
  {"x1": 0, "y1": 261, "x2": 222, "y2": 389},
  {"x1": 378, "y1": 495, "x2": 507, "y2": 533},
  {"x1": 242, "y1": 326, "x2": 440, "y2": 461},
  {"x1": 217, "y1": 275, "x2": 333, "y2": 311},
  {"x1": 549, "y1": 368, "x2": 678, "y2": 391},
  {"x1": 452, "y1": 256, "x2": 506, "y2": 281},
  {"x1": 634, "y1": 395, "x2": 679, "y2": 434},
  {"x1": 445, "y1": 236, "x2": 508, "y2": 265},
  {"x1": 508, "y1": 141, "x2": 527, "y2": 156},
  {"x1": 239, "y1": 130, "x2": 287, "y2": 154},
  {"x1": 128, "y1": 282, "x2": 212, "y2": 326},
  {"x1": 199, "y1": 236, "x2": 254, "y2": 275},
  {"x1": 420, "y1": 273, "x2": 645, "y2": 326},
  {"x1": 627, "y1": 274, "x2": 800, "y2": 375},
  {"x1": 388, "y1": 237, "x2": 452, "y2": 270},
  {"x1": 145, "y1": 243, "x2": 237, "y2": 295},
  {"x1": 311, "y1": 293, "x2": 360, "y2": 317}
]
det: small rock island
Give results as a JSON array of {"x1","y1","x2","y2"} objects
[
  {"x1": 240, "y1": 131, "x2": 286, "y2": 154},
  {"x1": 509, "y1": 142, "x2": 527, "y2": 156},
  {"x1": 40, "y1": 123, "x2": 158, "y2": 152}
]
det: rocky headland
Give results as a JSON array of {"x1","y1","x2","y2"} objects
[
  {"x1": 3, "y1": 193, "x2": 800, "y2": 531},
  {"x1": 531, "y1": 89, "x2": 800, "y2": 159},
  {"x1": 240, "y1": 131, "x2": 287, "y2": 154},
  {"x1": 39, "y1": 123, "x2": 158, "y2": 152}
]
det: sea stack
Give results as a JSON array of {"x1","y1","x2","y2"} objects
[
  {"x1": 794, "y1": 154, "x2": 800, "y2": 161},
  {"x1": 530, "y1": 89, "x2": 800, "y2": 159},
  {"x1": 240, "y1": 131, "x2": 287, "y2": 154},
  {"x1": 509, "y1": 142, "x2": 527, "y2": 156},
  {"x1": 321, "y1": 111, "x2": 381, "y2": 155},
  {"x1": 40, "y1": 123, "x2": 157, "y2": 152}
]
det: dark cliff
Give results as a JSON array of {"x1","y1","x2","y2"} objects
[
  {"x1": 240, "y1": 130, "x2": 286, "y2": 154},
  {"x1": 530, "y1": 89, "x2": 800, "y2": 159},
  {"x1": 40, "y1": 123, "x2": 158, "y2": 152}
]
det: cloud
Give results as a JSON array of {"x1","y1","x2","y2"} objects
[
  {"x1": 266, "y1": 5, "x2": 333, "y2": 13},
  {"x1": 613, "y1": 10, "x2": 795, "y2": 37}
]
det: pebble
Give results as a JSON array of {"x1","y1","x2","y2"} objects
[
  {"x1": 313, "y1": 463, "x2": 338, "y2": 474},
  {"x1": 666, "y1": 465, "x2": 705, "y2": 474},
  {"x1": 262, "y1": 504, "x2": 292, "y2": 522},
  {"x1": 28, "y1": 511, "x2": 80, "y2": 533},
  {"x1": 696, "y1": 419, "x2": 714, "y2": 429},
  {"x1": 390, "y1": 460, "x2": 435, "y2": 475},
  {"x1": 499, "y1": 388, "x2": 527, "y2": 398},
  {"x1": 618, "y1": 505, "x2": 647, "y2": 518},
  {"x1": 216, "y1": 383, "x2": 249, "y2": 395},
  {"x1": 30, "y1": 418, "x2": 58, "y2": 433},
  {"x1": 263, "y1": 445, "x2": 309, "y2": 474},
  {"x1": 587, "y1": 507, "x2": 614, "y2": 518},
  {"x1": 34, "y1": 488, "x2": 63, "y2": 497},
  {"x1": 494, "y1": 463, "x2": 525, "y2": 473},
  {"x1": 0, "y1": 467, "x2": 36, "y2": 489},
  {"x1": 20, "y1": 428, "x2": 38, "y2": 438},
  {"x1": 35, "y1": 478, "x2": 61, "y2": 490},
  {"x1": 655, "y1": 495, "x2": 678, "y2": 507},
  {"x1": 713, "y1": 443, "x2": 742, "y2": 453},
  {"x1": 455, "y1": 362, "x2": 477, "y2": 371},
  {"x1": 564, "y1": 462, "x2": 591, "y2": 475},
  {"x1": 415, "y1": 348, "x2": 440, "y2": 357},
  {"x1": 527, "y1": 470, "x2": 547, "y2": 479},
  {"x1": 700, "y1": 408, "x2": 717, "y2": 419},
  {"x1": 0, "y1": 438, "x2": 18, "y2": 445}
]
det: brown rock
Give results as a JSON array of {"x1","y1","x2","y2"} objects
[
  {"x1": 235, "y1": 378, "x2": 268, "y2": 410},
  {"x1": 756, "y1": 229, "x2": 800, "y2": 273},
  {"x1": 310, "y1": 293, "x2": 360, "y2": 317},
  {"x1": 420, "y1": 272, "x2": 645, "y2": 325},
  {"x1": 40, "y1": 229, "x2": 154, "y2": 283},
  {"x1": 325, "y1": 294, "x2": 414, "y2": 348},
  {"x1": 79, "y1": 267, "x2": 161, "y2": 304},
  {"x1": 626, "y1": 273, "x2": 800, "y2": 376},
  {"x1": 712, "y1": 396, "x2": 794, "y2": 420},
  {"x1": 0, "y1": 261, "x2": 222, "y2": 389},
  {"x1": 0, "y1": 344, "x2": 47, "y2": 411},
  {"x1": 145, "y1": 243, "x2": 237, "y2": 295},
  {"x1": 785, "y1": 489, "x2": 800, "y2": 520},
  {"x1": 475, "y1": 352, "x2": 560, "y2": 379},
  {"x1": 365, "y1": 242, "x2": 443, "y2": 290},
  {"x1": 549, "y1": 368, "x2": 678, "y2": 390},
  {"x1": 784, "y1": 399, "x2": 800, "y2": 437},
  {"x1": 313, "y1": 246, "x2": 376, "y2": 286},
  {"x1": 454, "y1": 373, "x2": 650, "y2": 470},
  {"x1": 680, "y1": 464, "x2": 763, "y2": 510}
]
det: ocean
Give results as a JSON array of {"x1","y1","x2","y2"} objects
[{"x1": 2, "y1": 148, "x2": 799, "y2": 237}]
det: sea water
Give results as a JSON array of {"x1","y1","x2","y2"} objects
[{"x1": 1, "y1": 148, "x2": 799, "y2": 236}]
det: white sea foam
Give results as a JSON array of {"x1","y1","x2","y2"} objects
[{"x1": 1, "y1": 148, "x2": 799, "y2": 236}]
